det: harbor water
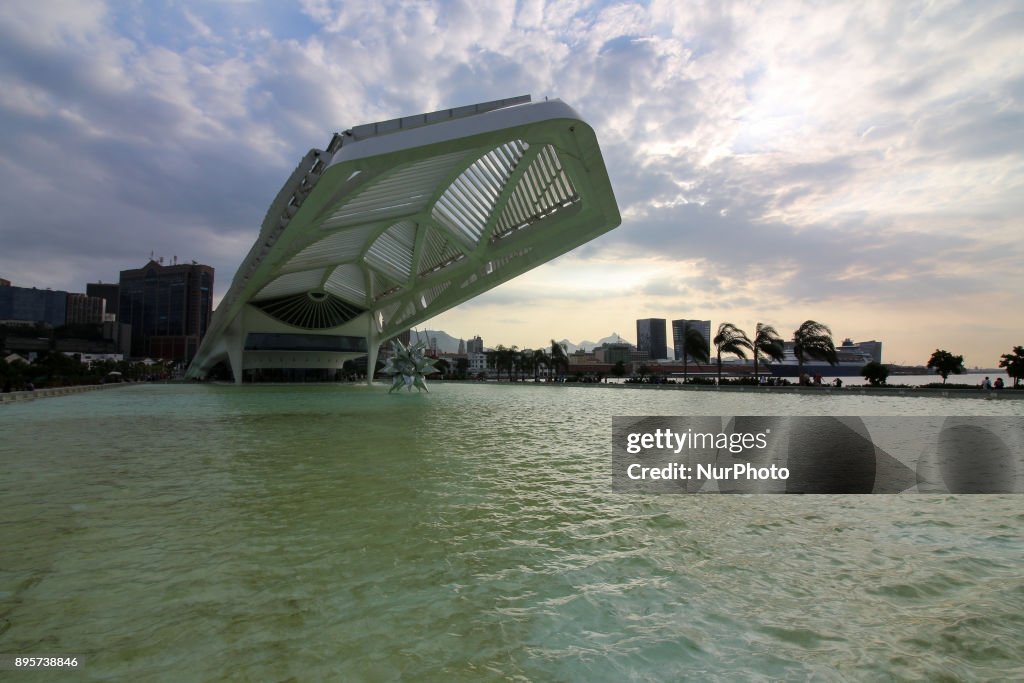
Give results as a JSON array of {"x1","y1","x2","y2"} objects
[{"x1": 2, "y1": 383, "x2": 1022, "y2": 680}]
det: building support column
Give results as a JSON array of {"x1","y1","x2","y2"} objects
[
  {"x1": 227, "y1": 337, "x2": 244, "y2": 385},
  {"x1": 223, "y1": 321, "x2": 245, "y2": 385},
  {"x1": 365, "y1": 314, "x2": 380, "y2": 387}
]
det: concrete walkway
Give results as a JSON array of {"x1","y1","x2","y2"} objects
[
  {"x1": 0, "y1": 383, "x2": 130, "y2": 404},
  {"x1": 464, "y1": 380, "x2": 1024, "y2": 400}
]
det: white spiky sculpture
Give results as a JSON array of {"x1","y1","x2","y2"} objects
[{"x1": 381, "y1": 339, "x2": 437, "y2": 393}]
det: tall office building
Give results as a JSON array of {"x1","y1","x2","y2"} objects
[
  {"x1": 118, "y1": 259, "x2": 214, "y2": 360},
  {"x1": 65, "y1": 293, "x2": 106, "y2": 325},
  {"x1": 671, "y1": 319, "x2": 712, "y2": 362},
  {"x1": 86, "y1": 282, "x2": 120, "y2": 321},
  {"x1": 0, "y1": 285, "x2": 68, "y2": 327},
  {"x1": 466, "y1": 335, "x2": 484, "y2": 354},
  {"x1": 636, "y1": 318, "x2": 668, "y2": 360}
]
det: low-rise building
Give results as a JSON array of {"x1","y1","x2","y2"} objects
[
  {"x1": 468, "y1": 351, "x2": 489, "y2": 375},
  {"x1": 569, "y1": 350, "x2": 598, "y2": 365}
]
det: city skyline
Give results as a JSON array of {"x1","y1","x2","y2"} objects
[{"x1": 1, "y1": 2, "x2": 1021, "y2": 367}]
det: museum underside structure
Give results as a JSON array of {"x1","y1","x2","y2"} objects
[{"x1": 186, "y1": 95, "x2": 621, "y2": 383}]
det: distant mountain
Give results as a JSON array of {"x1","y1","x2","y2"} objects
[
  {"x1": 595, "y1": 333, "x2": 634, "y2": 348},
  {"x1": 409, "y1": 329, "x2": 463, "y2": 354},
  {"x1": 550, "y1": 334, "x2": 637, "y2": 353},
  {"x1": 555, "y1": 339, "x2": 579, "y2": 354},
  {"x1": 571, "y1": 334, "x2": 635, "y2": 352}
]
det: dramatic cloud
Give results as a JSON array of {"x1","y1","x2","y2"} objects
[{"x1": 0, "y1": 0, "x2": 1020, "y2": 365}]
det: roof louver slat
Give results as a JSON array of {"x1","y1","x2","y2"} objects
[
  {"x1": 365, "y1": 221, "x2": 416, "y2": 280},
  {"x1": 284, "y1": 225, "x2": 377, "y2": 271},
  {"x1": 419, "y1": 229, "x2": 465, "y2": 275},
  {"x1": 448, "y1": 182, "x2": 491, "y2": 226},
  {"x1": 540, "y1": 146, "x2": 573, "y2": 205},
  {"x1": 253, "y1": 291, "x2": 366, "y2": 329},
  {"x1": 254, "y1": 268, "x2": 327, "y2": 301},
  {"x1": 420, "y1": 280, "x2": 451, "y2": 309},
  {"x1": 371, "y1": 269, "x2": 403, "y2": 301},
  {"x1": 507, "y1": 193, "x2": 529, "y2": 225},
  {"x1": 431, "y1": 140, "x2": 528, "y2": 247},
  {"x1": 491, "y1": 145, "x2": 580, "y2": 240},
  {"x1": 323, "y1": 264, "x2": 367, "y2": 305},
  {"x1": 324, "y1": 151, "x2": 468, "y2": 229},
  {"x1": 463, "y1": 166, "x2": 500, "y2": 204}
]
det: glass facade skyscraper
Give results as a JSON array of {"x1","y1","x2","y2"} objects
[
  {"x1": 672, "y1": 319, "x2": 712, "y2": 362},
  {"x1": 118, "y1": 260, "x2": 214, "y2": 360},
  {"x1": 635, "y1": 318, "x2": 668, "y2": 360}
]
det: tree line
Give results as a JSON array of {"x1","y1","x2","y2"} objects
[
  {"x1": 468, "y1": 321, "x2": 841, "y2": 383},
  {"x1": 675, "y1": 319, "x2": 838, "y2": 382},
  {"x1": 1, "y1": 353, "x2": 176, "y2": 391},
  {"x1": 471, "y1": 323, "x2": 1024, "y2": 389},
  {"x1": 921, "y1": 346, "x2": 1024, "y2": 387},
  {"x1": 481, "y1": 340, "x2": 572, "y2": 382}
]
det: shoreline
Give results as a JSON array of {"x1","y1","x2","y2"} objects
[
  {"x1": 430, "y1": 379, "x2": 1024, "y2": 400},
  {"x1": 0, "y1": 382, "x2": 131, "y2": 404},
  {"x1": 220, "y1": 379, "x2": 1024, "y2": 400},
  {"x1": 11, "y1": 380, "x2": 1017, "y2": 402}
]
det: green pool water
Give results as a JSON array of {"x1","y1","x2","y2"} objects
[{"x1": 2, "y1": 383, "x2": 1022, "y2": 680}]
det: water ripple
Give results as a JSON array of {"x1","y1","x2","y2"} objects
[{"x1": 1, "y1": 383, "x2": 1021, "y2": 680}]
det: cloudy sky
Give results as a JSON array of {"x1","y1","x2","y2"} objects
[{"x1": 1, "y1": 0, "x2": 1021, "y2": 366}]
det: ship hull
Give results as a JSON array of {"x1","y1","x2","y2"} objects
[{"x1": 768, "y1": 363, "x2": 866, "y2": 378}]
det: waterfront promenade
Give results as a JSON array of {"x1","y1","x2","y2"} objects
[
  {"x1": 0, "y1": 382, "x2": 127, "y2": 404},
  {"x1": 556, "y1": 381, "x2": 1024, "y2": 400},
  {"x1": 3, "y1": 379, "x2": 1020, "y2": 404}
]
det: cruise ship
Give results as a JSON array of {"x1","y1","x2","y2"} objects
[{"x1": 767, "y1": 339, "x2": 882, "y2": 377}]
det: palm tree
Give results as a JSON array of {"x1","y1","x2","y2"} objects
[
  {"x1": 501, "y1": 345, "x2": 518, "y2": 381},
  {"x1": 680, "y1": 325, "x2": 710, "y2": 382},
  {"x1": 532, "y1": 348, "x2": 549, "y2": 381},
  {"x1": 550, "y1": 340, "x2": 569, "y2": 380},
  {"x1": 485, "y1": 348, "x2": 500, "y2": 381},
  {"x1": 792, "y1": 320, "x2": 838, "y2": 381},
  {"x1": 488, "y1": 345, "x2": 517, "y2": 381},
  {"x1": 636, "y1": 363, "x2": 650, "y2": 382},
  {"x1": 751, "y1": 323, "x2": 785, "y2": 382},
  {"x1": 713, "y1": 323, "x2": 752, "y2": 383},
  {"x1": 612, "y1": 360, "x2": 626, "y2": 379},
  {"x1": 516, "y1": 350, "x2": 533, "y2": 382}
]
